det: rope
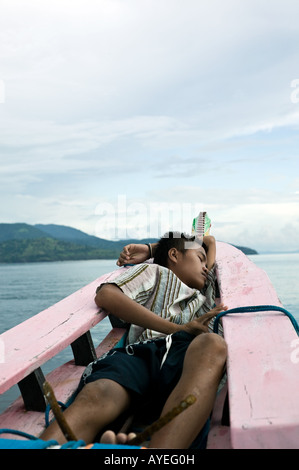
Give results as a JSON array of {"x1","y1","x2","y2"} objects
[
  {"x1": 213, "y1": 305, "x2": 299, "y2": 336},
  {"x1": 0, "y1": 428, "x2": 86, "y2": 448},
  {"x1": 45, "y1": 401, "x2": 68, "y2": 427},
  {"x1": 0, "y1": 428, "x2": 39, "y2": 440}
]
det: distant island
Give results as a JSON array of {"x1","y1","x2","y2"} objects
[{"x1": 0, "y1": 223, "x2": 258, "y2": 263}]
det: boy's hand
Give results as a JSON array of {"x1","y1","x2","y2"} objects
[
  {"x1": 181, "y1": 304, "x2": 227, "y2": 336},
  {"x1": 117, "y1": 244, "x2": 150, "y2": 266}
]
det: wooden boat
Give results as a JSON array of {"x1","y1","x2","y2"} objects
[{"x1": 0, "y1": 241, "x2": 299, "y2": 449}]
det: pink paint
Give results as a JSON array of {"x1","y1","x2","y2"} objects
[
  {"x1": 207, "y1": 242, "x2": 299, "y2": 449},
  {"x1": 0, "y1": 328, "x2": 126, "y2": 439},
  {"x1": 241, "y1": 286, "x2": 253, "y2": 296},
  {"x1": 1, "y1": 245, "x2": 299, "y2": 448},
  {"x1": 0, "y1": 268, "x2": 123, "y2": 395}
]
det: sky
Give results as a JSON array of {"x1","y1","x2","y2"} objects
[{"x1": 0, "y1": 0, "x2": 299, "y2": 253}]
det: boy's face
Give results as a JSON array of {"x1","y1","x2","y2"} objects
[{"x1": 169, "y1": 241, "x2": 208, "y2": 291}]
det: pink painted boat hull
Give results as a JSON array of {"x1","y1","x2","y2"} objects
[
  {"x1": 207, "y1": 242, "x2": 299, "y2": 449},
  {"x1": 1, "y1": 242, "x2": 299, "y2": 448}
]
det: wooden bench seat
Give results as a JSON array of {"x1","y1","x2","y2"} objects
[
  {"x1": 0, "y1": 327, "x2": 125, "y2": 439},
  {"x1": 0, "y1": 268, "x2": 126, "y2": 439},
  {"x1": 207, "y1": 242, "x2": 299, "y2": 449}
]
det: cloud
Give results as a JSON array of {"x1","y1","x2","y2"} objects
[
  {"x1": 1, "y1": 0, "x2": 299, "y2": 253},
  {"x1": 1, "y1": 0, "x2": 299, "y2": 122}
]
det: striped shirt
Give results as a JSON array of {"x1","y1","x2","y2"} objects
[{"x1": 98, "y1": 262, "x2": 220, "y2": 345}]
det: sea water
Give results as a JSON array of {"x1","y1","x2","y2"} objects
[
  {"x1": 0, "y1": 259, "x2": 118, "y2": 414},
  {"x1": 0, "y1": 254, "x2": 299, "y2": 414}
]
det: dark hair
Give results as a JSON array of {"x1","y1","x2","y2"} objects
[{"x1": 153, "y1": 231, "x2": 208, "y2": 268}]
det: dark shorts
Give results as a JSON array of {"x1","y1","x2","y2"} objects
[{"x1": 76, "y1": 331, "x2": 195, "y2": 415}]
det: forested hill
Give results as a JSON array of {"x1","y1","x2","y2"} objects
[{"x1": 0, "y1": 223, "x2": 258, "y2": 263}]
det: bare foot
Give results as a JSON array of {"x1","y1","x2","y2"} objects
[{"x1": 100, "y1": 430, "x2": 137, "y2": 445}]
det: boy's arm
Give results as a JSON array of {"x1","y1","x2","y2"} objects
[
  {"x1": 203, "y1": 235, "x2": 216, "y2": 270},
  {"x1": 95, "y1": 284, "x2": 180, "y2": 335},
  {"x1": 95, "y1": 283, "x2": 226, "y2": 336},
  {"x1": 117, "y1": 238, "x2": 215, "y2": 269},
  {"x1": 117, "y1": 243, "x2": 158, "y2": 266},
  {"x1": 117, "y1": 237, "x2": 216, "y2": 269}
]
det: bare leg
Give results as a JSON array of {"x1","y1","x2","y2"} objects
[
  {"x1": 149, "y1": 333, "x2": 227, "y2": 449},
  {"x1": 40, "y1": 378, "x2": 131, "y2": 444}
]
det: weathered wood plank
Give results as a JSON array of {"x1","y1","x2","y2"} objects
[
  {"x1": 0, "y1": 268, "x2": 122, "y2": 395},
  {"x1": 71, "y1": 331, "x2": 97, "y2": 366},
  {"x1": 0, "y1": 328, "x2": 126, "y2": 439},
  {"x1": 206, "y1": 384, "x2": 231, "y2": 449},
  {"x1": 17, "y1": 368, "x2": 47, "y2": 412},
  {"x1": 207, "y1": 242, "x2": 299, "y2": 449}
]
